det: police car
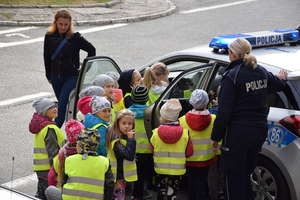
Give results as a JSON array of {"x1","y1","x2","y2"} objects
[{"x1": 67, "y1": 28, "x2": 300, "y2": 200}]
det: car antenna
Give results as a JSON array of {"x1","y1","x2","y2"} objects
[{"x1": 10, "y1": 156, "x2": 15, "y2": 189}]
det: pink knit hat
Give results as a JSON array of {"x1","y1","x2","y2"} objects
[
  {"x1": 77, "y1": 96, "x2": 92, "y2": 115},
  {"x1": 65, "y1": 120, "x2": 84, "y2": 143}
]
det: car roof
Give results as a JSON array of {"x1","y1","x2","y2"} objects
[{"x1": 181, "y1": 45, "x2": 300, "y2": 72}]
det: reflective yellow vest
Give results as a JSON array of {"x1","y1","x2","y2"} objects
[
  {"x1": 147, "y1": 90, "x2": 160, "y2": 106},
  {"x1": 62, "y1": 154, "x2": 109, "y2": 200},
  {"x1": 150, "y1": 128, "x2": 188, "y2": 176},
  {"x1": 135, "y1": 119, "x2": 152, "y2": 154},
  {"x1": 183, "y1": 90, "x2": 192, "y2": 98},
  {"x1": 179, "y1": 115, "x2": 216, "y2": 162},
  {"x1": 108, "y1": 139, "x2": 137, "y2": 182},
  {"x1": 33, "y1": 124, "x2": 64, "y2": 171}
]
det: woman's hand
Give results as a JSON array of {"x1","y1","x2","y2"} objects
[{"x1": 277, "y1": 70, "x2": 287, "y2": 80}]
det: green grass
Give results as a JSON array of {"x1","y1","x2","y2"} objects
[
  {"x1": 0, "y1": 0, "x2": 110, "y2": 5},
  {"x1": 0, "y1": 12, "x2": 13, "y2": 19}
]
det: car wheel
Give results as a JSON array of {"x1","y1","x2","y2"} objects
[{"x1": 251, "y1": 156, "x2": 290, "y2": 200}]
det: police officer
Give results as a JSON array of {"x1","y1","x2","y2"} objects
[{"x1": 211, "y1": 38, "x2": 287, "y2": 200}]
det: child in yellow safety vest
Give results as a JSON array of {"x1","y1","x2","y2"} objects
[
  {"x1": 47, "y1": 119, "x2": 84, "y2": 188},
  {"x1": 128, "y1": 85, "x2": 153, "y2": 200},
  {"x1": 29, "y1": 98, "x2": 65, "y2": 200},
  {"x1": 106, "y1": 109, "x2": 137, "y2": 200},
  {"x1": 84, "y1": 96, "x2": 111, "y2": 156},
  {"x1": 150, "y1": 99, "x2": 193, "y2": 200},
  {"x1": 143, "y1": 62, "x2": 169, "y2": 105},
  {"x1": 118, "y1": 69, "x2": 143, "y2": 108},
  {"x1": 179, "y1": 89, "x2": 217, "y2": 200}
]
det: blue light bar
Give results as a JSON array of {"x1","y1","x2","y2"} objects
[{"x1": 209, "y1": 29, "x2": 300, "y2": 51}]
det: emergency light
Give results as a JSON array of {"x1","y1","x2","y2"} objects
[{"x1": 209, "y1": 29, "x2": 300, "y2": 52}]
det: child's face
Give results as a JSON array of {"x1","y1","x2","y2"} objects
[
  {"x1": 131, "y1": 70, "x2": 142, "y2": 87},
  {"x1": 156, "y1": 73, "x2": 169, "y2": 83},
  {"x1": 96, "y1": 108, "x2": 111, "y2": 122},
  {"x1": 104, "y1": 83, "x2": 115, "y2": 98},
  {"x1": 118, "y1": 116, "x2": 134, "y2": 135},
  {"x1": 45, "y1": 106, "x2": 58, "y2": 121}
]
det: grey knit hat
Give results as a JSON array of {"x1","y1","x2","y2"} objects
[
  {"x1": 160, "y1": 99, "x2": 182, "y2": 121},
  {"x1": 105, "y1": 71, "x2": 120, "y2": 88},
  {"x1": 32, "y1": 98, "x2": 57, "y2": 116},
  {"x1": 92, "y1": 74, "x2": 114, "y2": 88},
  {"x1": 90, "y1": 96, "x2": 111, "y2": 114},
  {"x1": 189, "y1": 89, "x2": 209, "y2": 110},
  {"x1": 131, "y1": 85, "x2": 149, "y2": 104},
  {"x1": 79, "y1": 86, "x2": 105, "y2": 98}
]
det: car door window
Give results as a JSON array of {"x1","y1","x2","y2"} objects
[
  {"x1": 150, "y1": 64, "x2": 215, "y2": 130},
  {"x1": 66, "y1": 56, "x2": 122, "y2": 120}
]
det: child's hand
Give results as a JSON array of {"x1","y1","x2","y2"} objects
[
  {"x1": 127, "y1": 130, "x2": 135, "y2": 139},
  {"x1": 211, "y1": 141, "x2": 220, "y2": 151}
]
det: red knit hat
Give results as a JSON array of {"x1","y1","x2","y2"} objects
[
  {"x1": 65, "y1": 120, "x2": 84, "y2": 143},
  {"x1": 77, "y1": 96, "x2": 92, "y2": 115}
]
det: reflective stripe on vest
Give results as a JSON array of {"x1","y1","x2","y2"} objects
[
  {"x1": 33, "y1": 124, "x2": 64, "y2": 171},
  {"x1": 63, "y1": 188, "x2": 103, "y2": 200},
  {"x1": 62, "y1": 154, "x2": 108, "y2": 200},
  {"x1": 179, "y1": 115, "x2": 216, "y2": 162},
  {"x1": 151, "y1": 128, "x2": 188, "y2": 176},
  {"x1": 91, "y1": 123, "x2": 108, "y2": 130},
  {"x1": 135, "y1": 118, "x2": 151, "y2": 154},
  {"x1": 108, "y1": 139, "x2": 137, "y2": 182}
]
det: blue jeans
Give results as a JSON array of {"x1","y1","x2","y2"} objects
[{"x1": 51, "y1": 75, "x2": 77, "y2": 127}]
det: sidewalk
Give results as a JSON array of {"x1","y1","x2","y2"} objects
[{"x1": 0, "y1": 0, "x2": 176, "y2": 26}]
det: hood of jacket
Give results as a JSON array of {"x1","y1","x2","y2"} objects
[
  {"x1": 29, "y1": 112, "x2": 55, "y2": 134},
  {"x1": 128, "y1": 104, "x2": 148, "y2": 119},
  {"x1": 83, "y1": 113, "x2": 109, "y2": 129},
  {"x1": 157, "y1": 122, "x2": 183, "y2": 144},
  {"x1": 185, "y1": 110, "x2": 212, "y2": 131}
]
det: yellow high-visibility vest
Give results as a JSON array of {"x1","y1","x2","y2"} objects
[
  {"x1": 33, "y1": 124, "x2": 64, "y2": 171},
  {"x1": 135, "y1": 118, "x2": 152, "y2": 154},
  {"x1": 62, "y1": 154, "x2": 109, "y2": 200},
  {"x1": 108, "y1": 139, "x2": 137, "y2": 182},
  {"x1": 147, "y1": 90, "x2": 160, "y2": 106},
  {"x1": 179, "y1": 115, "x2": 216, "y2": 161},
  {"x1": 150, "y1": 128, "x2": 188, "y2": 176}
]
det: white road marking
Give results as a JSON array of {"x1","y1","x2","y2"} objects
[
  {"x1": 1, "y1": 174, "x2": 37, "y2": 189},
  {"x1": 6, "y1": 33, "x2": 30, "y2": 39},
  {"x1": 0, "y1": 23, "x2": 128, "y2": 48},
  {"x1": 0, "y1": 26, "x2": 38, "y2": 35},
  {"x1": 0, "y1": 92, "x2": 54, "y2": 108},
  {"x1": 180, "y1": 0, "x2": 257, "y2": 14}
]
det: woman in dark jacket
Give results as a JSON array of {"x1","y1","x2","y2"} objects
[
  {"x1": 43, "y1": 10, "x2": 96, "y2": 127},
  {"x1": 211, "y1": 38, "x2": 287, "y2": 200}
]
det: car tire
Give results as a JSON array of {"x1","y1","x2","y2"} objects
[{"x1": 251, "y1": 155, "x2": 291, "y2": 200}]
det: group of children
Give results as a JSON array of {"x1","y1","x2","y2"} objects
[{"x1": 29, "y1": 62, "x2": 219, "y2": 200}]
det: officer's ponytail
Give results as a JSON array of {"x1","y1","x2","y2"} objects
[{"x1": 244, "y1": 53, "x2": 257, "y2": 69}]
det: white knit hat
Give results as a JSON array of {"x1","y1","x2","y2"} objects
[
  {"x1": 90, "y1": 96, "x2": 111, "y2": 114},
  {"x1": 160, "y1": 99, "x2": 182, "y2": 121},
  {"x1": 79, "y1": 86, "x2": 105, "y2": 98},
  {"x1": 189, "y1": 89, "x2": 209, "y2": 110}
]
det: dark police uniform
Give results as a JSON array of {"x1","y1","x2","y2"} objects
[{"x1": 211, "y1": 59, "x2": 286, "y2": 200}]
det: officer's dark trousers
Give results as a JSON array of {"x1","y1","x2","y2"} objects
[
  {"x1": 221, "y1": 124, "x2": 267, "y2": 200},
  {"x1": 51, "y1": 75, "x2": 77, "y2": 127}
]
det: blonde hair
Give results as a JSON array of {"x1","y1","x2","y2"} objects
[
  {"x1": 106, "y1": 109, "x2": 135, "y2": 148},
  {"x1": 47, "y1": 9, "x2": 74, "y2": 38},
  {"x1": 229, "y1": 38, "x2": 257, "y2": 69},
  {"x1": 143, "y1": 62, "x2": 169, "y2": 89}
]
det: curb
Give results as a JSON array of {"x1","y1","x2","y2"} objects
[
  {"x1": 0, "y1": 0, "x2": 176, "y2": 26},
  {"x1": 0, "y1": 0, "x2": 120, "y2": 8}
]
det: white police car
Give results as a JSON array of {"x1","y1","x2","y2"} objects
[{"x1": 67, "y1": 28, "x2": 300, "y2": 200}]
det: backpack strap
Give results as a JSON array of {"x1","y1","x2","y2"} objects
[{"x1": 51, "y1": 38, "x2": 68, "y2": 61}]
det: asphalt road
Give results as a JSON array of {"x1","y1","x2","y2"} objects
[{"x1": 0, "y1": 0, "x2": 300, "y2": 196}]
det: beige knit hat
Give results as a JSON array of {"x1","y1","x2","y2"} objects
[{"x1": 160, "y1": 99, "x2": 182, "y2": 122}]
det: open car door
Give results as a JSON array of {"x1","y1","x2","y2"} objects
[{"x1": 66, "y1": 56, "x2": 122, "y2": 121}]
